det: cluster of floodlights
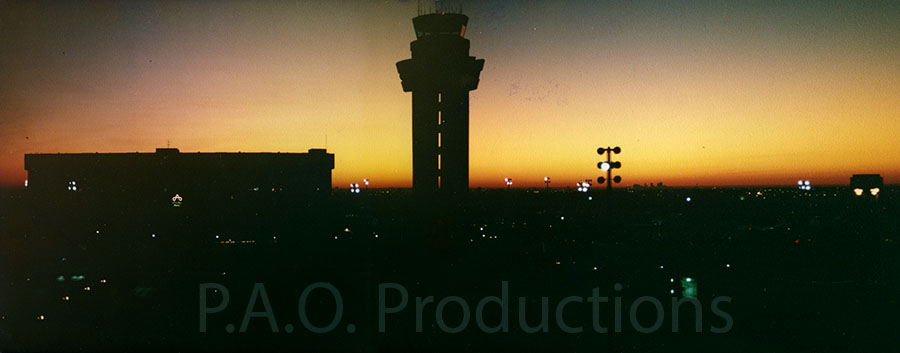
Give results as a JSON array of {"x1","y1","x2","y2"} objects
[
  {"x1": 505, "y1": 178, "x2": 513, "y2": 189},
  {"x1": 576, "y1": 180, "x2": 592, "y2": 193},
  {"x1": 797, "y1": 180, "x2": 812, "y2": 191},
  {"x1": 349, "y1": 183, "x2": 361, "y2": 194},
  {"x1": 854, "y1": 187, "x2": 880, "y2": 197},
  {"x1": 67, "y1": 180, "x2": 77, "y2": 191},
  {"x1": 597, "y1": 146, "x2": 622, "y2": 189}
]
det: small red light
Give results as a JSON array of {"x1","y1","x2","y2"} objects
[
  {"x1": 794, "y1": 239, "x2": 799, "y2": 244},
  {"x1": 441, "y1": 11, "x2": 445, "y2": 15}
]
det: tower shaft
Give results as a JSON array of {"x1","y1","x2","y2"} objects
[{"x1": 397, "y1": 13, "x2": 484, "y2": 193}]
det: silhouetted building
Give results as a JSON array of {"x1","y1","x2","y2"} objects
[
  {"x1": 850, "y1": 174, "x2": 883, "y2": 197},
  {"x1": 397, "y1": 12, "x2": 484, "y2": 193},
  {"x1": 24, "y1": 148, "x2": 334, "y2": 206}
]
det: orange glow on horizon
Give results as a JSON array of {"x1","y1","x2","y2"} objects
[{"x1": 2, "y1": 1, "x2": 899, "y2": 188}]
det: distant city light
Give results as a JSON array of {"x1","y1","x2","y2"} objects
[
  {"x1": 853, "y1": 188, "x2": 864, "y2": 196},
  {"x1": 870, "y1": 188, "x2": 880, "y2": 196},
  {"x1": 577, "y1": 181, "x2": 590, "y2": 193},
  {"x1": 686, "y1": 197, "x2": 692, "y2": 202},
  {"x1": 151, "y1": 234, "x2": 156, "y2": 238},
  {"x1": 24, "y1": 179, "x2": 28, "y2": 187}
]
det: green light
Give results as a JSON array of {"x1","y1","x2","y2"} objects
[
  {"x1": 681, "y1": 277, "x2": 697, "y2": 298},
  {"x1": 56, "y1": 275, "x2": 65, "y2": 282},
  {"x1": 71, "y1": 275, "x2": 85, "y2": 281}
]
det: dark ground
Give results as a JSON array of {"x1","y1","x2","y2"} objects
[{"x1": 1, "y1": 186, "x2": 898, "y2": 352}]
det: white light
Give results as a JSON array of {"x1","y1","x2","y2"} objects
[
  {"x1": 659, "y1": 265, "x2": 664, "y2": 269},
  {"x1": 686, "y1": 277, "x2": 693, "y2": 282},
  {"x1": 215, "y1": 235, "x2": 220, "y2": 239},
  {"x1": 544, "y1": 177, "x2": 549, "y2": 181},
  {"x1": 686, "y1": 197, "x2": 692, "y2": 202},
  {"x1": 600, "y1": 162, "x2": 611, "y2": 172},
  {"x1": 870, "y1": 188, "x2": 880, "y2": 196},
  {"x1": 24, "y1": 179, "x2": 28, "y2": 187},
  {"x1": 670, "y1": 289, "x2": 675, "y2": 294},
  {"x1": 588, "y1": 196, "x2": 593, "y2": 201},
  {"x1": 151, "y1": 234, "x2": 156, "y2": 238},
  {"x1": 593, "y1": 266, "x2": 598, "y2": 270},
  {"x1": 853, "y1": 188, "x2": 864, "y2": 196},
  {"x1": 804, "y1": 180, "x2": 810, "y2": 186},
  {"x1": 560, "y1": 216, "x2": 565, "y2": 220},
  {"x1": 726, "y1": 263, "x2": 731, "y2": 268},
  {"x1": 670, "y1": 278, "x2": 674, "y2": 283},
  {"x1": 374, "y1": 234, "x2": 379, "y2": 238},
  {"x1": 797, "y1": 180, "x2": 803, "y2": 185}
]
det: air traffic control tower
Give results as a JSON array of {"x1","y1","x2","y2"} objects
[{"x1": 397, "y1": 12, "x2": 485, "y2": 193}]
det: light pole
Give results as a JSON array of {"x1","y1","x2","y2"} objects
[
  {"x1": 364, "y1": 178, "x2": 370, "y2": 190},
  {"x1": 597, "y1": 146, "x2": 622, "y2": 191},
  {"x1": 544, "y1": 176, "x2": 551, "y2": 190},
  {"x1": 505, "y1": 178, "x2": 512, "y2": 190}
]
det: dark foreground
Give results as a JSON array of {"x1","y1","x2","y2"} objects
[{"x1": 1, "y1": 186, "x2": 898, "y2": 352}]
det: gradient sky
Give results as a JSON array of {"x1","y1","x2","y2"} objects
[{"x1": 2, "y1": 0, "x2": 899, "y2": 188}]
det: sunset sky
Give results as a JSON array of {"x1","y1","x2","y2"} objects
[{"x1": 2, "y1": 0, "x2": 899, "y2": 188}]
